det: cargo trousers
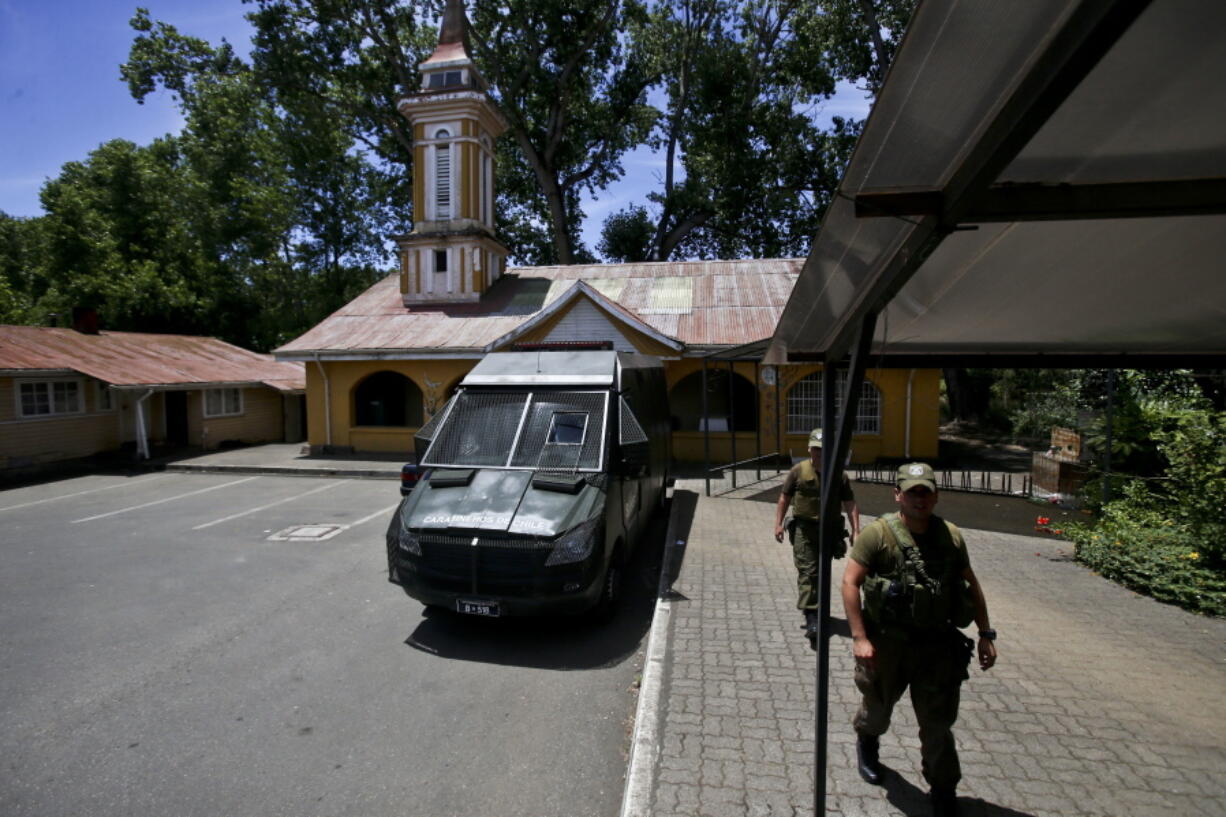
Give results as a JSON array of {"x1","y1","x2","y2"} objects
[
  {"x1": 852, "y1": 628, "x2": 970, "y2": 788},
  {"x1": 789, "y1": 516, "x2": 846, "y2": 610}
]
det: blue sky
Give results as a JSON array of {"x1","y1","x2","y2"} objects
[
  {"x1": 0, "y1": 0, "x2": 872, "y2": 251},
  {"x1": 0, "y1": 0, "x2": 252, "y2": 217}
]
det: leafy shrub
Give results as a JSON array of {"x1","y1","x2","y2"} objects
[{"x1": 1068, "y1": 481, "x2": 1226, "y2": 617}]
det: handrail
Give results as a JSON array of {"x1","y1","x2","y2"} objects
[{"x1": 704, "y1": 451, "x2": 787, "y2": 496}]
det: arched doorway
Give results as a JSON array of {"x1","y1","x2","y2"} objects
[
  {"x1": 353, "y1": 372, "x2": 424, "y2": 427},
  {"x1": 669, "y1": 369, "x2": 758, "y2": 432}
]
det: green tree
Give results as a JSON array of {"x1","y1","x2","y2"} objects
[
  {"x1": 122, "y1": 7, "x2": 393, "y2": 348},
  {"x1": 601, "y1": 0, "x2": 907, "y2": 262},
  {"x1": 0, "y1": 212, "x2": 46, "y2": 323},
  {"x1": 470, "y1": 0, "x2": 657, "y2": 264}
]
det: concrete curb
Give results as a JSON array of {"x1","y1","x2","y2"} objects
[
  {"x1": 620, "y1": 495, "x2": 685, "y2": 817},
  {"x1": 164, "y1": 463, "x2": 399, "y2": 480}
]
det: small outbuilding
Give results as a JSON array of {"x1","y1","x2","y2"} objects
[{"x1": 0, "y1": 323, "x2": 305, "y2": 472}]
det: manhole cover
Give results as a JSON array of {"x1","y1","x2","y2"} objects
[{"x1": 268, "y1": 524, "x2": 345, "y2": 542}]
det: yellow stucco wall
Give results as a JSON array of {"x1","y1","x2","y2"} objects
[
  {"x1": 303, "y1": 357, "x2": 941, "y2": 461},
  {"x1": 0, "y1": 375, "x2": 122, "y2": 467},
  {"x1": 306, "y1": 358, "x2": 474, "y2": 453},
  {"x1": 186, "y1": 388, "x2": 286, "y2": 450},
  {"x1": 664, "y1": 361, "x2": 940, "y2": 465}
]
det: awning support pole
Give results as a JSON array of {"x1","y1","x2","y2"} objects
[
  {"x1": 1102, "y1": 368, "x2": 1116, "y2": 505},
  {"x1": 728, "y1": 359, "x2": 736, "y2": 490},
  {"x1": 702, "y1": 359, "x2": 710, "y2": 497},
  {"x1": 815, "y1": 311, "x2": 876, "y2": 816}
]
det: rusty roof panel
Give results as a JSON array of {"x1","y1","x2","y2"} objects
[
  {"x1": 0, "y1": 326, "x2": 305, "y2": 391},
  {"x1": 276, "y1": 259, "x2": 803, "y2": 356}
]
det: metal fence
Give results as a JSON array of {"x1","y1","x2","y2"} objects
[{"x1": 853, "y1": 465, "x2": 1032, "y2": 497}]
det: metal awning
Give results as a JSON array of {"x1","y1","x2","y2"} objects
[
  {"x1": 763, "y1": 3, "x2": 1226, "y2": 813},
  {"x1": 768, "y1": 0, "x2": 1226, "y2": 367}
]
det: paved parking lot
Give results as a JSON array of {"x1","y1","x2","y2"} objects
[{"x1": 0, "y1": 472, "x2": 659, "y2": 817}]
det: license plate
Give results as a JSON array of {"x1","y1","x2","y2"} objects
[{"x1": 457, "y1": 599, "x2": 500, "y2": 617}]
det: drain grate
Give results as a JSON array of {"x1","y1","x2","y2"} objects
[{"x1": 268, "y1": 524, "x2": 345, "y2": 542}]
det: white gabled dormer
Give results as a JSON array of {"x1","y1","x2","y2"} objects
[{"x1": 394, "y1": 0, "x2": 509, "y2": 305}]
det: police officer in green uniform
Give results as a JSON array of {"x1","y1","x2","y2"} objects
[
  {"x1": 841, "y1": 462, "x2": 997, "y2": 817},
  {"x1": 774, "y1": 429, "x2": 861, "y2": 648}
]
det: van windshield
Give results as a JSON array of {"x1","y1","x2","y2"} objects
[{"x1": 422, "y1": 390, "x2": 608, "y2": 471}]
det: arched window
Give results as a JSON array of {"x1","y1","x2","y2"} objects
[
  {"x1": 669, "y1": 369, "x2": 757, "y2": 432},
  {"x1": 354, "y1": 372, "x2": 424, "y2": 427},
  {"x1": 434, "y1": 129, "x2": 451, "y2": 219},
  {"x1": 786, "y1": 372, "x2": 881, "y2": 435}
]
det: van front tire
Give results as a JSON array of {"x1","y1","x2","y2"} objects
[{"x1": 590, "y1": 547, "x2": 624, "y2": 625}]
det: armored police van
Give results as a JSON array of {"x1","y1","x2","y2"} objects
[{"x1": 386, "y1": 350, "x2": 670, "y2": 621}]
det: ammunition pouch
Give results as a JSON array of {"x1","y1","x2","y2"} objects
[
  {"x1": 862, "y1": 575, "x2": 906, "y2": 625},
  {"x1": 863, "y1": 574, "x2": 968, "y2": 631}
]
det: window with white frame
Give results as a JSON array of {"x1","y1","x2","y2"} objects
[
  {"x1": 204, "y1": 388, "x2": 243, "y2": 418},
  {"x1": 434, "y1": 130, "x2": 451, "y2": 219},
  {"x1": 786, "y1": 372, "x2": 881, "y2": 435},
  {"x1": 18, "y1": 379, "x2": 82, "y2": 418}
]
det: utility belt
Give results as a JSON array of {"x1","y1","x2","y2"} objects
[{"x1": 786, "y1": 516, "x2": 849, "y2": 558}]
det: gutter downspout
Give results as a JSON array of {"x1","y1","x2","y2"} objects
[
  {"x1": 135, "y1": 389, "x2": 154, "y2": 460},
  {"x1": 314, "y1": 353, "x2": 333, "y2": 448},
  {"x1": 904, "y1": 368, "x2": 915, "y2": 459}
]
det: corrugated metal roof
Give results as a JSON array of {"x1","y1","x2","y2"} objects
[
  {"x1": 0, "y1": 326, "x2": 305, "y2": 392},
  {"x1": 276, "y1": 258, "x2": 803, "y2": 357}
]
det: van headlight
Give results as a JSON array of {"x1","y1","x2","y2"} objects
[
  {"x1": 399, "y1": 528, "x2": 422, "y2": 555},
  {"x1": 545, "y1": 518, "x2": 601, "y2": 566}
]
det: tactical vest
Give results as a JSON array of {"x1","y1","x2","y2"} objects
[
  {"x1": 790, "y1": 459, "x2": 823, "y2": 519},
  {"x1": 861, "y1": 513, "x2": 973, "y2": 632}
]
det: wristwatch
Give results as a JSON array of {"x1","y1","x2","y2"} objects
[{"x1": 978, "y1": 629, "x2": 997, "y2": 641}]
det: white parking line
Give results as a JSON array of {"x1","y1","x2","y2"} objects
[
  {"x1": 0, "y1": 474, "x2": 171, "y2": 513},
  {"x1": 71, "y1": 477, "x2": 260, "y2": 523},
  {"x1": 347, "y1": 502, "x2": 402, "y2": 530},
  {"x1": 191, "y1": 479, "x2": 350, "y2": 530}
]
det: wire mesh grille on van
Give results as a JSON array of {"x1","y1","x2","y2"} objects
[
  {"x1": 422, "y1": 390, "x2": 607, "y2": 472},
  {"x1": 619, "y1": 396, "x2": 649, "y2": 446},
  {"x1": 510, "y1": 391, "x2": 606, "y2": 471},
  {"x1": 423, "y1": 391, "x2": 529, "y2": 467},
  {"x1": 415, "y1": 394, "x2": 455, "y2": 447},
  {"x1": 415, "y1": 533, "x2": 555, "y2": 593}
]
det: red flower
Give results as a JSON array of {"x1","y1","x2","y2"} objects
[{"x1": 1037, "y1": 516, "x2": 1051, "y2": 526}]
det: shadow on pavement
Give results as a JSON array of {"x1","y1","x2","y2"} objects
[
  {"x1": 881, "y1": 770, "x2": 1038, "y2": 817},
  {"x1": 661, "y1": 489, "x2": 698, "y2": 597},
  {"x1": 401, "y1": 507, "x2": 668, "y2": 671},
  {"x1": 742, "y1": 480, "x2": 1081, "y2": 541}
]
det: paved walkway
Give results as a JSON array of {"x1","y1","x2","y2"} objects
[{"x1": 637, "y1": 486, "x2": 1226, "y2": 817}]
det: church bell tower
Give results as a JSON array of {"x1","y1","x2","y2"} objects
[{"x1": 395, "y1": 0, "x2": 508, "y2": 304}]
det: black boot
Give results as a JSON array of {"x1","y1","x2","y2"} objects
[
  {"x1": 802, "y1": 610, "x2": 819, "y2": 650},
  {"x1": 930, "y1": 786, "x2": 959, "y2": 817},
  {"x1": 856, "y1": 734, "x2": 883, "y2": 785}
]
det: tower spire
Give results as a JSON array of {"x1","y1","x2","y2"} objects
[{"x1": 437, "y1": 0, "x2": 466, "y2": 46}]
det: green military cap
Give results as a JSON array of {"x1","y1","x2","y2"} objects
[
  {"x1": 897, "y1": 462, "x2": 937, "y2": 492},
  {"x1": 808, "y1": 428, "x2": 823, "y2": 448}
]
